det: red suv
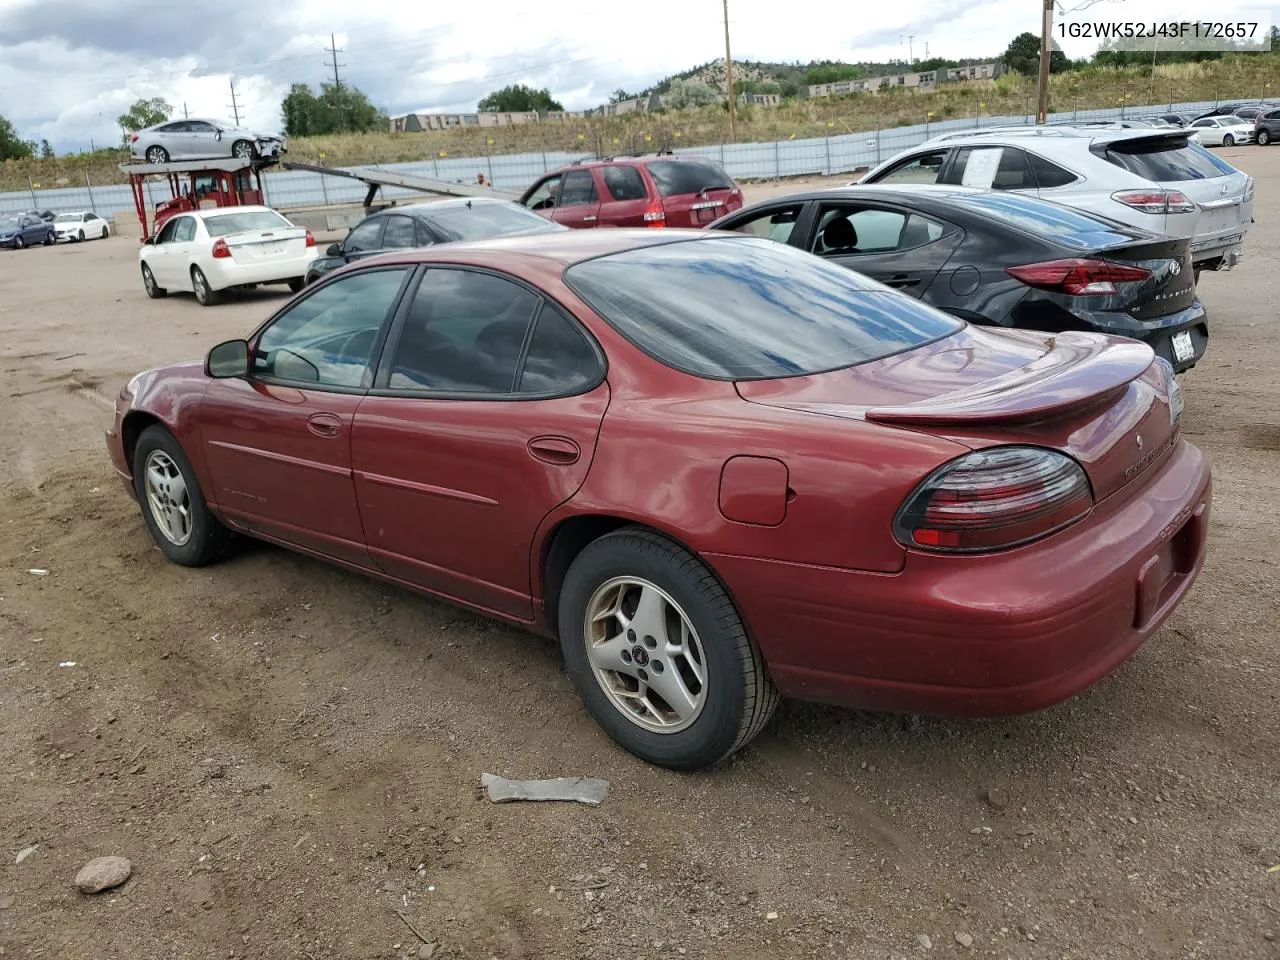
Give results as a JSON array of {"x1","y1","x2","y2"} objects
[{"x1": 519, "y1": 153, "x2": 744, "y2": 229}]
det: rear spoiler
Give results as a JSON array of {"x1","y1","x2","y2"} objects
[
  {"x1": 866, "y1": 332, "x2": 1154, "y2": 426},
  {"x1": 1088, "y1": 130, "x2": 1192, "y2": 159}
]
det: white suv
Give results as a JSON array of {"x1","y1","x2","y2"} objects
[{"x1": 858, "y1": 126, "x2": 1253, "y2": 276}]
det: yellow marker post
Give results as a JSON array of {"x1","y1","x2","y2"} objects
[{"x1": 318, "y1": 151, "x2": 327, "y2": 159}]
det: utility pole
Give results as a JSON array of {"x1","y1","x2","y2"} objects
[
  {"x1": 227, "y1": 79, "x2": 242, "y2": 126},
  {"x1": 182, "y1": 102, "x2": 189, "y2": 119},
  {"x1": 1036, "y1": 0, "x2": 1053, "y2": 124},
  {"x1": 925, "y1": 41, "x2": 930, "y2": 60},
  {"x1": 325, "y1": 32, "x2": 345, "y2": 91},
  {"x1": 722, "y1": 0, "x2": 737, "y2": 143},
  {"x1": 908, "y1": 35, "x2": 915, "y2": 64}
]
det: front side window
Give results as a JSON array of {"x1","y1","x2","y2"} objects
[
  {"x1": 524, "y1": 175, "x2": 561, "y2": 211},
  {"x1": 813, "y1": 206, "x2": 945, "y2": 255},
  {"x1": 723, "y1": 204, "x2": 803, "y2": 243},
  {"x1": 344, "y1": 217, "x2": 385, "y2": 253},
  {"x1": 386, "y1": 269, "x2": 539, "y2": 393},
  {"x1": 254, "y1": 269, "x2": 408, "y2": 387},
  {"x1": 874, "y1": 151, "x2": 947, "y2": 185},
  {"x1": 565, "y1": 236, "x2": 963, "y2": 380}
]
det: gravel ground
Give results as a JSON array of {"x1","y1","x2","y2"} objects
[{"x1": 0, "y1": 150, "x2": 1277, "y2": 960}]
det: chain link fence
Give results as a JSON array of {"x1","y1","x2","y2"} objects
[{"x1": 0, "y1": 99, "x2": 1226, "y2": 219}]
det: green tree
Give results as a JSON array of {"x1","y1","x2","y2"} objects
[
  {"x1": 281, "y1": 82, "x2": 386, "y2": 137},
  {"x1": 806, "y1": 63, "x2": 862, "y2": 85},
  {"x1": 914, "y1": 57, "x2": 959, "y2": 73},
  {"x1": 39, "y1": 139, "x2": 54, "y2": 159},
  {"x1": 477, "y1": 84, "x2": 564, "y2": 112},
  {"x1": 0, "y1": 114, "x2": 34, "y2": 160},
  {"x1": 1002, "y1": 32, "x2": 1071, "y2": 75},
  {"x1": 117, "y1": 97, "x2": 172, "y2": 143},
  {"x1": 610, "y1": 88, "x2": 639, "y2": 103},
  {"x1": 664, "y1": 78, "x2": 719, "y2": 110}
]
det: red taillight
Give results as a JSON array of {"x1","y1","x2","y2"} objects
[
  {"x1": 129, "y1": 133, "x2": 139, "y2": 143},
  {"x1": 211, "y1": 238, "x2": 231, "y2": 259},
  {"x1": 1112, "y1": 188, "x2": 1196, "y2": 215},
  {"x1": 643, "y1": 197, "x2": 666, "y2": 227},
  {"x1": 305, "y1": 229, "x2": 316, "y2": 247},
  {"x1": 1005, "y1": 258, "x2": 1151, "y2": 296},
  {"x1": 894, "y1": 447, "x2": 1094, "y2": 553}
]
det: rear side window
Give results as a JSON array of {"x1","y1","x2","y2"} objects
[
  {"x1": 519, "y1": 304, "x2": 602, "y2": 395},
  {"x1": 601, "y1": 165, "x2": 648, "y2": 201},
  {"x1": 1103, "y1": 137, "x2": 1234, "y2": 181},
  {"x1": 645, "y1": 159, "x2": 735, "y2": 196},
  {"x1": 564, "y1": 236, "x2": 962, "y2": 380},
  {"x1": 1028, "y1": 152, "x2": 1078, "y2": 188}
]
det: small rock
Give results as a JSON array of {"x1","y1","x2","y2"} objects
[
  {"x1": 28, "y1": 569, "x2": 48, "y2": 577},
  {"x1": 74, "y1": 856, "x2": 132, "y2": 894},
  {"x1": 1014, "y1": 826, "x2": 1036, "y2": 837},
  {"x1": 916, "y1": 934, "x2": 933, "y2": 951},
  {"x1": 984, "y1": 787, "x2": 1009, "y2": 810},
  {"x1": 765, "y1": 911, "x2": 779, "y2": 921},
  {"x1": 14, "y1": 845, "x2": 38, "y2": 865},
  {"x1": 417, "y1": 944, "x2": 438, "y2": 960},
  {"x1": 1128, "y1": 816, "x2": 1139, "y2": 825},
  {"x1": 955, "y1": 932, "x2": 973, "y2": 948},
  {"x1": 0, "y1": 895, "x2": 14, "y2": 909},
  {"x1": 1262, "y1": 931, "x2": 1274, "y2": 942}
]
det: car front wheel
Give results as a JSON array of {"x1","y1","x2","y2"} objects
[
  {"x1": 13, "y1": 235, "x2": 23, "y2": 249},
  {"x1": 1223, "y1": 134, "x2": 1235, "y2": 146},
  {"x1": 1259, "y1": 129, "x2": 1271, "y2": 145},
  {"x1": 231, "y1": 140, "x2": 257, "y2": 161},
  {"x1": 558, "y1": 528, "x2": 778, "y2": 770},
  {"x1": 141, "y1": 263, "x2": 167, "y2": 298},
  {"x1": 132, "y1": 425, "x2": 233, "y2": 566}
]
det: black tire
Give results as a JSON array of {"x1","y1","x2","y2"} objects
[
  {"x1": 146, "y1": 145, "x2": 169, "y2": 164},
  {"x1": 231, "y1": 140, "x2": 257, "y2": 161},
  {"x1": 101, "y1": 226, "x2": 109, "y2": 239},
  {"x1": 77, "y1": 229, "x2": 85, "y2": 242},
  {"x1": 558, "y1": 527, "x2": 778, "y2": 770},
  {"x1": 43, "y1": 231, "x2": 54, "y2": 245},
  {"x1": 191, "y1": 266, "x2": 220, "y2": 306},
  {"x1": 1194, "y1": 267, "x2": 1202, "y2": 284},
  {"x1": 287, "y1": 277, "x2": 305, "y2": 293},
  {"x1": 13, "y1": 235, "x2": 23, "y2": 250},
  {"x1": 1223, "y1": 134, "x2": 1235, "y2": 147},
  {"x1": 141, "y1": 263, "x2": 167, "y2": 298},
  {"x1": 1259, "y1": 129, "x2": 1272, "y2": 145},
  {"x1": 132, "y1": 425, "x2": 234, "y2": 567}
]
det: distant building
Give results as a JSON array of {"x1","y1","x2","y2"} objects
[
  {"x1": 389, "y1": 110, "x2": 581, "y2": 132},
  {"x1": 591, "y1": 94, "x2": 663, "y2": 117},
  {"x1": 738, "y1": 92, "x2": 780, "y2": 107},
  {"x1": 807, "y1": 61, "x2": 1004, "y2": 99}
]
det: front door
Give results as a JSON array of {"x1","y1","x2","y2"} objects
[
  {"x1": 352, "y1": 266, "x2": 609, "y2": 619},
  {"x1": 184, "y1": 120, "x2": 222, "y2": 159},
  {"x1": 805, "y1": 202, "x2": 961, "y2": 298},
  {"x1": 552, "y1": 170, "x2": 602, "y2": 228},
  {"x1": 199, "y1": 266, "x2": 414, "y2": 566},
  {"x1": 147, "y1": 216, "x2": 183, "y2": 286}
]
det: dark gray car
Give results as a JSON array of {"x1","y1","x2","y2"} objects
[{"x1": 710, "y1": 185, "x2": 1208, "y2": 372}]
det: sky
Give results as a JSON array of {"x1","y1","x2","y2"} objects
[{"x1": 0, "y1": 0, "x2": 1275, "y2": 152}]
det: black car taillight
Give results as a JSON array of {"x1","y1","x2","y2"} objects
[
  {"x1": 1005, "y1": 258, "x2": 1152, "y2": 296},
  {"x1": 894, "y1": 446, "x2": 1094, "y2": 553}
]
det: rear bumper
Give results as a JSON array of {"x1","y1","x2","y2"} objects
[
  {"x1": 709, "y1": 440, "x2": 1212, "y2": 717},
  {"x1": 205, "y1": 251, "x2": 317, "y2": 290}
]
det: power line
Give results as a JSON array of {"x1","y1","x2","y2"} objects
[
  {"x1": 227, "y1": 78, "x2": 242, "y2": 125},
  {"x1": 325, "y1": 32, "x2": 345, "y2": 91}
]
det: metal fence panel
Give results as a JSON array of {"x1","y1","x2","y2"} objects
[{"x1": 0, "y1": 100, "x2": 1228, "y2": 218}]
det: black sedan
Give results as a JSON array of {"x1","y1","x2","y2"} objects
[
  {"x1": 710, "y1": 185, "x2": 1207, "y2": 372},
  {"x1": 305, "y1": 197, "x2": 566, "y2": 285}
]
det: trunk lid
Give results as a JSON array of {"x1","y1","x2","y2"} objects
[
  {"x1": 643, "y1": 157, "x2": 744, "y2": 227},
  {"x1": 736, "y1": 326, "x2": 1181, "y2": 503},
  {"x1": 222, "y1": 227, "x2": 308, "y2": 264}
]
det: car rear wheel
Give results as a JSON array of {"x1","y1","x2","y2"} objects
[
  {"x1": 191, "y1": 266, "x2": 220, "y2": 306},
  {"x1": 231, "y1": 140, "x2": 257, "y2": 161},
  {"x1": 558, "y1": 527, "x2": 778, "y2": 770},
  {"x1": 1223, "y1": 134, "x2": 1235, "y2": 146},
  {"x1": 1259, "y1": 129, "x2": 1271, "y2": 145},
  {"x1": 146, "y1": 145, "x2": 169, "y2": 164},
  {"x1": 287, "y1": 277, "x2": 305, "y2": 293},
  {"x1": 141, "y1": 263, "x2": 167, "y2": 298},
  {"x1": 132, "y1": 425, "x2": 233, "y2": 567}
]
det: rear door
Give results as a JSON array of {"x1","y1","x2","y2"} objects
[
  {"x1": 598, "y1": 165, "x2": 651, "y2": 227},
  {"x1": 552, "y1": 170, "x2": 602, "y2": 228},
  {"x1": 803, "y1": 201, "x2": 961, "y2": 298}
]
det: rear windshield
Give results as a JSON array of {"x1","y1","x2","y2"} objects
[
  {"x1": 203, "y1": 210, "x2": 291, "y2": 236},
  {"x1": 1102, "y1": 137, "x2": 1235, "y2": 181},
  {"x1": 645, "y1": 159, "x2": 735, "y2": 197},
  {"x1": 424, "y1": 201, "x2": 561, "y2": 241},
  {"x1": 563, "y1": 236, "x2": 962, "y2": 380}
]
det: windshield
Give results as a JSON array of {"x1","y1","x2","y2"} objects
[
  {"x1": 54, "y1": 213, "x2": 81, "y2": 223},
  {"x1": 1, "y1": 217, "x2": 20, "y2": 229},
  {"x1": 646, "y1": 159, "x2": 736, "y2": 197},
  {"x1": 424, "y1": 202, "x2": 562, "y2": 241},
  {"x1": 202, "y1": 210, "x2": 291, "y2": 237},
  {"x1": 564, "y1": 236, "x2": 963, "y2": 380}
]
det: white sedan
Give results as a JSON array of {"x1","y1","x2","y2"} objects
[
  {"x1": 1187, "y1": 115, "x2": 1255, "y2": 146},
  {"x1": 139, "y1": 205, "x2": 319, "y2": 306},
  {"x1": 54, "y1": 211, "x2": 111, "y2": 242}
]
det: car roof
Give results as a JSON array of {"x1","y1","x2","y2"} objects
[
  {"x1": 549, "y1": 152, "x2": 716, "y2": 172},
  {"x1": 187, "y1": 205, "x2": 275, "y2": 219},
  {"x1": 369, "y1": 227, "x2": 714, "y2": 267},
  {"x1": 916, "y1": 124, "x2": 1190, "y2": 148},
  {"x1": 369, "y1": 197, "x2": 519, "y2": 217}
]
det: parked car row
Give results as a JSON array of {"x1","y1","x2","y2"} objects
[{"x1": 2, "y1": 209, "x2": 112, "y2": 248}]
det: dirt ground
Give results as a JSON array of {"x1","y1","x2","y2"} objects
[{"x1": 1, "y1": 153, "x2": 1278, "y2": 960}]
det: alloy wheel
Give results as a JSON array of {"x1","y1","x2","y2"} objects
[
  {"x1": 143, "y1": 450, "x2": 193, "y2": 546},
  {"x1": 583, "y1": 576, "x2": 708, "y2": 733}
]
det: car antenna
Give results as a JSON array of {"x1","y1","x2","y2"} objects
[{"x1": 466, "y1": 199, "x2": 472, "y2": 209}]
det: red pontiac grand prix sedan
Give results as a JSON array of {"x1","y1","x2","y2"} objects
[{"x1": 106, "y1": 229, "x2": 1212, "y2": 770}]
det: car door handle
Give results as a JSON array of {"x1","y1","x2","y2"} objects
[
  {"x1": 528, "y1": 436, "x2": 580, "y2": 465},
  {"x1": 307, "y1": 413, "x2": 343, "y2": 438},
  {"x1": 886, "y1": 275, "x2": 920, "y2": 288},
  {"x1": 583, "y1": 215, "x2": 597, "y2": 222}
]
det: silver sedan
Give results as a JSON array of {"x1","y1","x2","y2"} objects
[{"x1": 129, "y1": 118, "x2": 287, "y2": 164}]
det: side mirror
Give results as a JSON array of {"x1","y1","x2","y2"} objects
[
  {"x1": 205, "y1": 339, "x2": 250, "y2": 379},
  {"x1": 143, "y1": 236, "x2": 156, "y2": 245},
  {"x1": 214, "y1": 130, "x2": 223, "y2": 141},
  {"x1": 326, "y1": 243, "x2": 341, "y2": 257}
]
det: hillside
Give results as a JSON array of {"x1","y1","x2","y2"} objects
[{"x1": 5, "y1": 59, "x2": 1280, "y2": 193}]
